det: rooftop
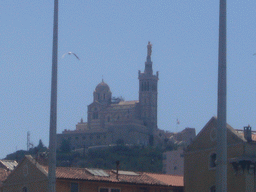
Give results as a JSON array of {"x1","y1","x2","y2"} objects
[
  {"x1": 0, "y1": 160, "x2": 18, "y2": 171},
  {"x1": 40, "y1": 165, "x2": 183, "y2": 187}
]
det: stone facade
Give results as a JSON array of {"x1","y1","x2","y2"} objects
[
  {"x1": 57, "y1": 42, "x2": 159, "y2": 150},
  {"x1": 2, "y1": 156, "x2": 48, "y2": 192},
  {"x1": 184, "y1": 116, "x2": 256, "y2": 192}
]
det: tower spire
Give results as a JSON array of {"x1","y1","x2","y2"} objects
[
  {"x1": 147, "y1": 41, "x2": 152, "y2": 58},
  {"x1": 138, "y1": 42, "x2": 159, "y2": 145}
]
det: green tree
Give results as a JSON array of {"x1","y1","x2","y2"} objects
[
  {"x1": 60, "y1": 139, "x2": 71, "y2": 153},
  {"x1": 37, "y1": 139, "x2": 44, "y2": 149}
]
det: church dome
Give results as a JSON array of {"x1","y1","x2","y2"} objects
[{"x1": 95, "y1": 80, "x2": 110, "y2": 93}]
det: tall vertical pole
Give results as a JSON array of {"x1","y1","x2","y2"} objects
[
  {"x1": 48, "y1": 0, "x2": 58, "y2": 191},
  {"x1": 216, "y1": 0, "x2": 227, "y2": 191}
]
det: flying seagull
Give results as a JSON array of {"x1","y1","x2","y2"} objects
[{"x1": 62, "y1": 52, "x2": 80, "y2": 60}]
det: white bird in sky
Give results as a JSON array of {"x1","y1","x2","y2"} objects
[{"x1": 62, "y1": 52, "x2": 80, "y2": 60}]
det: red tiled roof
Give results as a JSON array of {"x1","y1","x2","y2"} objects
[
  {"x1": 145, "y1": 173, "x2": 184, "y2": 187},
  {"x1": 234, "y1": 130, "x2": 256, "y2": 142},
  {"x1": 43, "y1": 167, "x2": 183, "y2": 187}
]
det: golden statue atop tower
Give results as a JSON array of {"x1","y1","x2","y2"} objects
[{"x1": 147, "y1": 41, "x2": 152, "y2": 57}]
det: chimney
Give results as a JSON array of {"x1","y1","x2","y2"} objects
[
  {"x1": 244, "y1": 125, "x2": 252, "y2": 142},
  {"x1": 116, "y1": 160, "x2": 120, "y2": 180}
]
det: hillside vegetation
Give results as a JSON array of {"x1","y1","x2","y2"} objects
[{"x1": 5, "y1": 140, "x2": 177, "y2": 173}]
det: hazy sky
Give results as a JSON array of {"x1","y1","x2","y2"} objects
[{"x1": 1, "y1": 1, "x2": 256, "y2": 159}]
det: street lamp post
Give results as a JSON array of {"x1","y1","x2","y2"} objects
[
  {"x1": 48, "y1": 0, "x2": 58, "y2": 191},
  {"x1": 216, "y1": 0, "x2": 227, "y2": 191}
]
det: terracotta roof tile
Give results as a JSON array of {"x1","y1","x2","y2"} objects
[
  {"x1": 42, "y1": 166, "x2": 183, "y2": 187},
  {"x1": 145, "y1": 173, "x2": 184, "y2": 187}
]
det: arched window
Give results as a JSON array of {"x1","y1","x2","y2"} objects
[
  {"x1": 209, "y1": 153, "x2": 216, "y2": 168},
  {"x1": 93, "y1": 112, "x2": 98, "y2": 119}
]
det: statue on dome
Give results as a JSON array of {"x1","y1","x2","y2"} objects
[{"x1": 147, "y1": 41, "x2": 152, "y2": 57}]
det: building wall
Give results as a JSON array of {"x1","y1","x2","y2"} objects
[
  {"x1": 163, "y1": 147, "x2": 184, "y2": 175},
  {"x1": 57, "y1": 123, "x2": 150, "y2": 150},
  {"x1": 174, "y1": 128, "x2": 196, "y2": 145},
  {"x1": 182, "y1": 117, "x2": 256, "y2": 192},
  {"x1": 2, "y1": 158, "x2": 48, "y2": 192},
  {"x1": 56, "y1": 180, "x2": 183, "y2": 192},
  {"x1": 184, "y1": 140, "x2": 246, "y2": 192}
]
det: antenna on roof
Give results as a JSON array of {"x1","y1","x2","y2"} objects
[
  {"x1": 27, "y1": 131, "x2": 34, "y2": 151},
  {"x1": 27, "y1": 132, "x2": 30, "y2": 151}
]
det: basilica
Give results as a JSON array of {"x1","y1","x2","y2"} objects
[{"x1": 57, "y1": 42, "x2": 159, "y2": 150}]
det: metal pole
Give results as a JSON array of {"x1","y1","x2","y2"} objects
[
  {"x1": 48, "y1": 0, "x2": 58, "y2": 191},
  {"x1": 216, "y1": 0, "x2": 227, "y2": 191}
]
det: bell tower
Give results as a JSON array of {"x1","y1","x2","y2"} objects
[{"x1": 138, "y1": 42, "x2": 159, "y2": 134}]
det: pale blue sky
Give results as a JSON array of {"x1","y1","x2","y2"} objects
[{"x1": 1, "y1": 1, "x2": 256, "y2": 158}]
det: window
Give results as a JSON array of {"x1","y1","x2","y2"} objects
[
  {"x1": 209, "y1": 153, "x2": 216, "y2": 168},
  {"x1": 71, "y1": 182, "x2": 78, "y2": 192},
  {"x1": 111, "y1": 189, "x2": 120, "y2": 192},
  {"x1": 99, "y1": 188, "x2": 120, "y2": 192},
  {"x1": 93, "y1": 112, "x2": 98, "y2": 119},
  {"x1": 22, "y1": 187, "x2": 27, "y2": 192},
  {"x1": 100, "y1": 188, "x2": 108, "y2": 192},
  {"x1": 210, "y1": 185, "x2": 216, "y2": 192}
]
